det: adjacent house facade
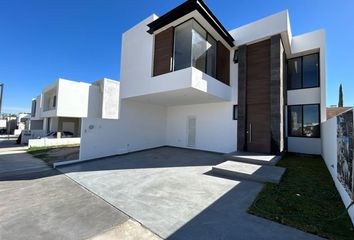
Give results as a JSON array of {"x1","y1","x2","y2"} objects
[
  {"x1": 79, "y1": 0, "x2": 326, "y2": 161},
  {"x1": 30, "y1": 78, "x2": 119, "y2": 139}
]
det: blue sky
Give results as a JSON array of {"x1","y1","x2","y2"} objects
[{"x1": 0, "y1": 0, "x2": 353, "y2": 113}]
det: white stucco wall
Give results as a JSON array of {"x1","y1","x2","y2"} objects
[
  {"x1": 166, "y1": 102, "x2": 237, "y2": 153},
  {"x1": 87, "y1": 84, "x2": 102, "y2": 118},
  {"x1": 120, "y1": 15, "x2": 156, "y2": 99},
  {"x1": 79, "y1": 99, "x2": 167, "y2": 161},
  {"x1": 229, "y1": 10, "x2": 291, "y2": 47},
  {"x1": 101, "y1": 79, "x2": 120, "y2": 119},
  {"x1": 56, "y1": 79, "x2": 91, "y2": 118},
  {"x1": 120, "y1": 14, "x2": 233, "y2": 103},
  {"x1": 31, "y1": 95, "x2": 43, "y2": 120},
  {"x1": 321, "y1": 116, "x2": 354, "y2": 224},
  {"x1": 287, "y1": 137, "x2": 321, "y2": 155},
  {"x1": 287, "y1": 88, "x2": 321, "y2": 106},
  {"x1": 291, "y1": 29, "x2": 326, "y2": 123},
  {"x1": 28, "y1": 137, "x2": 80, "y2": 148}
]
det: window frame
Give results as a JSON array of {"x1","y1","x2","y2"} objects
[
  {"x1": 31, "y1": 100, "x2": 37, "y2": 117},
  {"x1": 287, "y1": 53, "x2": 320, "y2": 90},
  {"x1": 233, "y1": 105, "x2": 238, "y2": 120},
  {"x1": 172, "y1": 17, "x2": 218, "y2": 79},
  {"x1": 287, "y1": 103, "x2": 321, "y2": 138},
  {"x1": 53, "y1": 95, "x2": 57, "y2": 108}
]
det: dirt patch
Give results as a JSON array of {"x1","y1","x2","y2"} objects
[{"x1": 28, "y1": 146, "x2": 80, "y2": 166}]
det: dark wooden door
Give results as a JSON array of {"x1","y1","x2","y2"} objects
[{"x1": 246, "y1": 40, "x2": 271, "y2": 153}]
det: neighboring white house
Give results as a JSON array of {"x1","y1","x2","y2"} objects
[
  {"x1": 79, "y1": 0, "x2": 326, "y2": 160},
  {"x1": 29, "y1": 78, "x2": 119, "y2": 140}
]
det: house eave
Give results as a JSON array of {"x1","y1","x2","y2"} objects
[{"x1": 147, "y1": 0, "x2": 235, "y2": 47}]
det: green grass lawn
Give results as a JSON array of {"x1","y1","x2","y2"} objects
[{"x1": 248, "y1": 154, "x2": 354, "y2": 240}]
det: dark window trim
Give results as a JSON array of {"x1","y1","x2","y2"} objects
[
  {"x1": 147, "y1": 0, "x2": 235, "y2": 47},
  {"x1": 287, "y1": 103, "x2": 321, "y2": 138},
  {"x1": 233, "y1": 105, "x2": 238, "y2": 120},
  {"x1": 53, "y1": 95, "x2": 57, "y2": 108},
  {"x1": 287, "y1": 53, "x2": 320, "y2": 90},
  {"x1": 31, "y1": 100, "x2": 37, "y2": 117}
]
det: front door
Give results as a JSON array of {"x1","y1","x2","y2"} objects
[{"x1": 246, "y1": 40, "x2": 271, "y2": 153}]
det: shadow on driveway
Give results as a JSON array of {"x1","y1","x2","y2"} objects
[
  {"x1": 59, "y1": 146, "x2": 323, "y2": 240},
  {"x1": 0, "y1": 144, "x2": 132, "y2": 240}
]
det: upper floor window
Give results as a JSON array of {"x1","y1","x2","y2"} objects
[
  {"x1": 288, "y1": 53, "x2": 319, "y2": 90},
  {"x1": 174, "y1": 19, "x2": 217, "y2": 78},
  {"x1": 53, "y1": 95, "x2": 57, "y2": 108},
  {"x1": 31, "y1": 100, "x2": 36, "y2": 117}
]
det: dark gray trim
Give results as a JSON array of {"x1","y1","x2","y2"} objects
[
  {"x1": 287, "y1": 53, "x2": 320, "y2": 90},
  {"x1": 237, "y1": 45, "x2": 247, "y2": 151},
  {"x1": 270, "y1": 35, "x2": 282, "y2": 154},
  {"x1": 233, "y1": 105, "x2": 238, "y2": 120},
  {"x1": 147, "y1": 0, "x2": 235, "y2": 47},
  {"x1": 287, "y1": 103, "x2": 321, "y2": 138}
]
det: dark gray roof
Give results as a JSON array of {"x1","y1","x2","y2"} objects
[{"x1": 147, "y1": 0, "x2": 235, "y2": 47}]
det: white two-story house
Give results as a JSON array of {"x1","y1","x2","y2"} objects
[
  {"x1": 78, "y1": 0, "x2": 326, "y2": 161},
  {"x1": 30, "y1": 78, "x2": 119, "y2": 139}
]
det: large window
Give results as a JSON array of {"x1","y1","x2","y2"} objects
[
  {"x1": 288, "y1": 104, "x2": 320, "y2": 138},
  {"x1": 288, "y1": 53, "x2": 319, "y2": 90},
  {"x1": 173, "y1": 19, "x2": 217, "y2": 78}
]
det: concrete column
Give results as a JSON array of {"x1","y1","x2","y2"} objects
[
  {"x1": 237, "y1": 45, "x2": 247, "y2": 152},
  {"x1": 270, "y1": 35, "x2": 284, "y2": 154}
]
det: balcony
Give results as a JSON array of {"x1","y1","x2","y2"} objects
[
  {"x1": 120, "y1": 17, "x2": 232, "y2": 106},
  {"x1": 123, "y1": 67, "x2": 231, "y2": 106}
]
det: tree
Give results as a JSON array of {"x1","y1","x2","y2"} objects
[{"x1": 338, "y1": 84, "x2": 344, "y2": 107}]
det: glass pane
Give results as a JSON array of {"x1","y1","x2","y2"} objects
[
  {"x1": 303, "y1": 105, "x2": 320, "y2": 137},
  {"x1": 174, "y1": 20, "x2": 192, "y2": 71},
  {"x1": 303, "y1": 54, "x2": 319, "y2": 88},
  {"x1": 206, "y1": 35, "x2": 217, "y2": 78},
  {"x1": 289, "y1": 106, "x2": 303, "y2": 136},
  {"x1": 191, "y1": 21, "x2": 207, "y2": 73},
  {"x1": 288, "y1": 58, "x2": 302, "y2": 89}
]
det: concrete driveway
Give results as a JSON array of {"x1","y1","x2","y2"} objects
[
  {"x1": 0, "y1": 141, "x2": 159, "y2": 240},
  {"x1": 59, "y1": 147, "x2": 323, "y2": 240}
]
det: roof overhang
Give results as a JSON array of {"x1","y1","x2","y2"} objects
[{"x1": 147, "y1": 0, "x2": 235, "y2": 47}]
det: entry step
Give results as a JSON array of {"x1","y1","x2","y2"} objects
[
  {"x1": 224, "y1": 151, "x2": 282, "y2": 166},
  {"x1": 212, "y1": 161, "x2": 286, "y2": 184}
]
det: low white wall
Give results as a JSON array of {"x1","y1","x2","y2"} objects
[
  {"x1": 14, "y1": 129, "x2": 22, "y2": 136},
  {"x1": 28, "y1": 137, "x2": 80, "y2": 148},
  {"x1": 287, "y1": 137, "x2": 322, "y2": 155},
  {"x1": 79, "y1": 99, "x2": 167, "y2": 160},
  {"x1": 166, "y1": 102, "x2": 237, "y2": 153},
  {"x1": 21, "y1": 129, "x2": 46, "y2": 144},
  {"x1": 321, "y1": 117, "x2": 354, "y2": 224}
]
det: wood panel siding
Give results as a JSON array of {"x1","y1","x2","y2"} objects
[
  {"x1": 247, "y1": 40, "x2": 271, "y2": 105},
  {"x1": 246, "y1": 39, "x2": 271, "y2": 153},
  {"x1": 216, "y1": 41, "x2": 230, "y2": 85},
  {"x1": 153, "y1": 27, "x2": 174, "y2": 76}
]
